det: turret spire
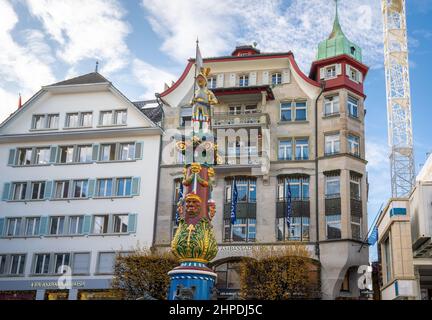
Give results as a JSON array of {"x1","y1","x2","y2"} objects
[{"x1": 328, "y1": 0, "x2": 345, "y2": 39}]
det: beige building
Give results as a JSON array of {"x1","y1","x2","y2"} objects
[{"x1": 154, "y1": 10, "x2": 370, "y2": 300}]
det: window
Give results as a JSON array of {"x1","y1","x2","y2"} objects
[
  {"x1": 272, "y1": 73, "x2": 282, "y2": 85},
  {"x1": 116, "y1": 178, "x2": 132, "y2": 197},
  {"x1": 34, "y1": 254, "x2": 51, "y2": 274},
  {"x1": 277, "y1": 176, "x2": 310, "y2": 201},
  {"x1": 31, "y1": 182, "x2": 45, "y2": 200},
  {"x1": 25, "y1": 218, "x2": 40, "y2": 236},
  {"x1": 348, "y1": 66, "x2": 361, "y2": 82},
  {"x1": 12, "y1": 182, "x2": 27, "y2": 201},
  {"x1": 100, "y1": 111, "x2": 113, "y2": 126},
  {"x1": 295, "y1": 138, "x2": 309, "y2": 160},
  {"x1": 32, "y1": 114, "x2": 59, "y2": 130},
  {"x1": 276, "y1": 217, "x2": 310, "y2": 242},
  {"x1": 81, "y1": 112, "x2": 93, "y2": 127},
  {"x1": 223, "y1": 218, "x2": 256, "y2": 242},
  {"x1": 97, "y1": 252, "x2": 116, "y2": 274},
  {"x1": 9, "y1": 255, "x2": 25, "y2": 275},
  {"x1": 0, "y1": 255, "x2": 6, "y2": 275},
  {"x1": 208, "y1": 77, "x2": 217, "y2": 89},
  {"x1": 119, "y1": 143, "x2": 135, "y2": 161},
  {"x1": 180, "y1": 107, "x2": 192, "y2": 127},
  {"x1": 215, "y1": 262, "x2": 241, "y2": 291},
  {"x1": 244, "y1": 105, "x2": 258, "y2": 114},
  {"x1": 66, "y1": 113, "x2": 79, "y2": 128},
  {"x1": 325, "y1": 175, "x2": 340, "y2": 198},
  {"x1": 6, "y1": 218, "x2": 21, "y2": 237},
  {"x1": 383, "y1": 237, "x2": 392, "y2": 283},
  {"x1": 72, "y1": 180, "x2": 88, "y2": 198},
  {"x1": 326, "y1": 215, "x2": 341, "y2": 239},
  {"x1": 93, "y1": 215, "x2": 109, "y2": 234},
  {"x1": 54, "y1": 181, "x2": 70, "y2": 199},
  {"x1": 280, "y1": 102, "x2": 292, "y2": 121},
  {"x1": 114, "y1": 110, "x2": 127, "y2": 125},
  {"x1": 54, "y1": 253, "x2": 70, "y2": 274},
  {"x1": 324, "y1": 95, "x2": 340, "y2": 115},
  {"x1": 96, "y1": 179, "x2": 113, "y2": 197},
  {"x1": 35, "y1": 148, "x2": 50, "y2": 165},
  {"x1": 239, "y1": 75, "x2": 249, "y2": 87},
  {"x1": 325, "y1": 65, "x2": 336, "y2": 78},
  {"x1": 225, "y1": 178, "x2": 256, "y2": 203},
  {"x1": 295, "y1": 101, "x2": 307, "y2": 121},
  {"x1": 49, "y1": 217, "x2": 65, "y2": 235},
  {"x1": 347, "y1": 96, "x2": 359, "y2": 118},
  {"x1": 100, "y1": 144, "x2": 116, "y2": 161},
  {"x1": 278, "y1": 140, "x2": 293, "y2": 161},
  {"x1": 113, "y1": 215, "x2": 128, "y2": 233},
  {"x1": 68, "y1": 216, "x2": 83, "y2": 235},
  {"x1": 229, "y1": 106, "x2": 242, "y2": 115},
  {"x1": 72, "y1": 253, "x2": 90, "y2": 275},
  {"x1": 348, "y1": 134, "x2": 360, "y2": 157},
  {"x1": 325, "y1": 134, "x2": 340, "y2": 155},
  {"x1": 17, "y1": 148, "x2": 32, "y2": 166},
  {"x1": 77, "y1": 145, "x2": 92, "y2": 163},
  {"x1": 59, "y1": 146, "x2": 74, "y2": 163},
  {"x1": 351, "y1": 216, "x2": 362, "y2": 240}
]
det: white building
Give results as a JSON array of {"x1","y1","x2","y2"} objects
[{"x1": 0, "y1": 72, "x2": 163, "y2": 300}]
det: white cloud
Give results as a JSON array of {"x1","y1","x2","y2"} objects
[
  {"x1": 0, "y1": 0, "x2": 55, "y2": 121},
  {"x1": 26, "y1": 0, "x2": 131, "y2": 74},
  {"x1": 132, "y1": 59, "x2": 176, "y2": 99},
  {"x1": 142, "y1": 0, "x2": 383, "y2": 72}
]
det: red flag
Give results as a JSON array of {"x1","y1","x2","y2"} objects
[{"x1": 18, "y1": 94, "x2": 22, "y2": 109}]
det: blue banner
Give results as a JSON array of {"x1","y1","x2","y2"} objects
[
  {"x1": 368, "y1": 226, "x2": 378, "y2": 246},
  {"x1": 175, "y1": 183, "x2": 184, "y2": 226},
  {"x1": 286, "y1": 182, "x2": 292, "y2": 228},
  {"x1": 230, "y1": 179, "x2": 238, "y2": 225}
]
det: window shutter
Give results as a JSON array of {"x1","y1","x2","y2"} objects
[
  {"x1": 2, "y1": 183, "x2": 11, "y2": 201},
  {"x1": 336, "y1": 64, "x2": 342, "y2": 76},
  {"x1": 249, "y1": 72, "x2": 257, "y2": 86},
  {"x1": 82, "y1": 215, "x2": 92, "y2": 235},
  {"x1": 358, "y1": 72, "x2": 363, "y2": 83},
  {"x1": 229, "y1": 73, "x2": 236, "y2": 87},
  {"x1": 216, "y1": 74, "x2": 224, "y2": 88},
  {"x1": 346, "y1": 64, "x2": 351, "y2": 77},
  {"x1": 7, "y1": 149, "x2": 16, "y2": 166},
  {"x1": 0, "y1": 218, "x2": 5, "y2": 237},
  {"x1": 282, "y1": 69, "x2": 291, "y2": 84},
  {"x1": 131, "y1": 177, "x2": 141, "y2": 196},
  {"x1": 49, "y1": 146, "x2": 58, "y2": 163},
  {"x1": 39, "y1": 216, "x2": 49, "y2": 235},
  {"x1": 320, "y1": 68, "x2": 326, "y2": 80},
  {"x1": 92, "y1": 144, "x2": 100, "y2": 162},
  {"x1": 262, "y1": 71, "x2": 269, "y2": 85},
  {"x1": 134, "y1": 142, "x2": 144, "y2": 160},
  {"x1": 127, "y1": 214, "x2": 137, "y2": 233},
  {"x1": 88, "y1": 179, "x2": 96, "y2": 198},
  {"x1": 44, "y1": 181, "x2": 53, "y2": 200}
]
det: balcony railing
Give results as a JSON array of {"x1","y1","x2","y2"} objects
[{"x1": 212, "y1": 111, "x2": 270, "y2": 127}]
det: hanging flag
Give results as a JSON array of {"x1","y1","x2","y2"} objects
[
  {"x1": 230, "y1": 179, "x2": 238, "y2": 225},
  {"x1": 175, "y1": 183, "x2": 184, "y2": 226},
  {"x1": 368, "y1": 226, "x2": 379, "y2": 246},
  {"x1": 18, "y1": 93, "x2": 22, "y2": 109},
  {"x1": 286, "y1": 181, "x2": 293, "y2": 229}
]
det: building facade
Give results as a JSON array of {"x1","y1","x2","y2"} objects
[
  {"x1": 0, "y1": 73, "x2": 162, "y2": 300},
  {"x1": 154, "y1": 9, "x2": 370, "y2": 299}
]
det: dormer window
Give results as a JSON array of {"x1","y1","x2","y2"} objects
[
  {"x1": 272, "y1": 73, "x2": 282, "y2": 85},
  {"x1": 350, "y1": 46, "x2": 356, "y2": 55},
  {"x1": 239, "y1": 75, "x2": 249, "y2": 87},
  {"x1": 326, "y1": 66, "x2": 336, "y2": 78},
  {"x1": 99, "y1": 109, "x2": 127, "y2": 126},
  {"x1": 31, "y1": 114, "x2": 59, "y2": 130},
  {"x1": 320, "y1": 64, "x2": 341, "y2": 81},
  {"x1": 346, "y1": 65, "x2": 362, "y2": 83}
]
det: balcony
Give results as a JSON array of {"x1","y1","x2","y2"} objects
[
  {"x1": 212, "y1": 111, "x2": 270, "y2": 128},
  {"x1": 216, "y1": 151, "x2": 269, "y2": 174}
]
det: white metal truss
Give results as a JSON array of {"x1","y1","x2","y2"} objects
[{"x1": 382, "y1": 0, "x2": 415, "y2": 197}]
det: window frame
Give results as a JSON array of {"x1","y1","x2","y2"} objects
[
  {"x1": 31, "y1": 181, "x2": 46, "y2": 200},
  {"x1": 278, "y1": 139, "x2": 293, "y2": 161},
  {"x1": 347, "y1": 96, "x2": 359, "y2": 118},
  {"x1": 272, "y1": 72, "x2": 282, "y2": 85},
  {"x1": 325, "y1": 133, "x2": 341, "y2": 156},
  {"x1": 33, "y1": 253, "x2": 51, "y2": 275},
  {"x1": 239, "y1": 74, "x2": 249, "y2": 87},
  {"x1": 325, "y1": 175, "x2": 341, "y2": 198},
  {"x1": 9, "y1": 254, "x2": 26, "y2": 275},
  {"x1": 324, "y1": 95, "x2": 340, "y2": 116},
  {"x1": 295, "y1": 138, "x2": 309, "y2": 160},
  {"x1": 348, "y1": 134, "x2": 361, "y2": 157},
  {"x1": 223, "y1": 218, "x2": 256, "y2": 243},
  {"x1": 326, "y1": 214, "x2": 342, "y2": 240},
  {"x1": 49, "y1": 216, "x2": 65, "y2": 236}
]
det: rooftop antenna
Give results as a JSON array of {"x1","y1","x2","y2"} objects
[{"x1": 95, "y1": 61, "x2": 99, "y2": 73}]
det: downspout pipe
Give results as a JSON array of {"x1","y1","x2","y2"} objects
[{"x1": 315, "y1": 80, "x2": 326, "y2": 259}]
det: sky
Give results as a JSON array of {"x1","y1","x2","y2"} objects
[{"x1": 0, "y1": 0, "x2": 431, "y2": 260}]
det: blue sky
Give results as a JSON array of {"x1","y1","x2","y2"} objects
[{"x1": 0, "y1": 0, "x2": 431, "y2": 260}]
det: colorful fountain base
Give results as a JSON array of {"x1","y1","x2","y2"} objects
[{"x1": 168, "y1": 261, "x2": 217, "y2": 300}]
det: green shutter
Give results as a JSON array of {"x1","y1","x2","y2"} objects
[
  {"x1": 0, "y1": 218, "x2": 5, "y2": 236},
  {"x1": 92, "y1": 144, "x2": 100, "y2": 161},
  {"x1": 8, "y1": 149, "x2": 16, "y2": 166},
  {"x1": 82, "y1": 215, "x2": 92, "y2": 234},
  {"x1": 134, "y1": 142, "x2": 144, "y2": 160},
  {"x1": 49, "y1": 146, "x2": 58, "y2": 163},
  {"x1": 2, "y1": 183, "x2": 11, "y2": 201},
  {"x1": 131, "y1": 177, "x2": 141, "y2": 196},
  {"x1": 88, "y1": 179, "x2": 96, "y2": 198},
  {"x1": 128, "y1": 214, "x2": 137, "y2": 233},
  {"x1": 39, "y1": 216, "x2": 49, "y2": 235},
  {"x1": 44, "y1": 181, "x2": 53, "y2": 199}
]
